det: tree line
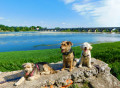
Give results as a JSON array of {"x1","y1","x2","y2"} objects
[
  {"x1": 0, "y1": 24, "x2": 45, "y2": 32},
  {"x1": 0, "y1": 24, "x2": 119, "y2": 32}
]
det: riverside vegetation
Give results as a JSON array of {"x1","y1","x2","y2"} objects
[
  {"x1": 0, "y1": 24, "x2": 44, "y2": 32},
  {"x1": 0, "y1": 24, "x2": 119, "y2": 32},
  {"x1": 0, "y1": 42, "x2": 120, "y2": 81}
]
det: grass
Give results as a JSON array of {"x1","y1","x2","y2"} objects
[
  {"x1": 69, "y1": 84, "x2": 80, "y2": 88},
  {"x1": 0, "y1": 42, "x2": 120, "y2": 80},
  {"x1": 69, "y1": 81, "x2": 94, "y2": 88}
]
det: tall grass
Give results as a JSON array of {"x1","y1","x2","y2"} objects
[{"x1": 0, "y1": 42, "x2": 120, "y2": 80}]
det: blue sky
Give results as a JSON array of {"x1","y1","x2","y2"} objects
[{"x1": 0, "y1": 0, "x2": 120, "y2": 28}]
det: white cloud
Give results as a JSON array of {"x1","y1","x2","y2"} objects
[
  {"x1": 0, "y1": 17, "x2": 4, "y2": 20},
  {"x1": 72, "y1": 0, "x2": 120, "y2": 26},
  {"x1": 62, "y1": 22, "x2": 66, "y2": 25},
  {"x1": 72, "y1": 3, "x2": 95, "y2": 15},
  {"x1": 63, "y1": 0, "x2": 75, "y2": 4}
]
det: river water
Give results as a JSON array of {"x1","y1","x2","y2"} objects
[{"x1": 0, "y1": 31, "x2": 120, "y2": 52}]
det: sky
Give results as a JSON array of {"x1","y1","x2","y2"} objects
[{"x1": 0, "y1": 0, "x2": 120, "y2": 28}]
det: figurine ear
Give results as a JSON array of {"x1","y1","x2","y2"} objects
[
  {"x1": 89, "y1": 45, "x2": 92, "y2": 50},
  {"x1": 67, "y1": 41, "x2": 73, "y2": 46},
  {"x1": 22, "y1": 63, "x2": 26, "y2": 68},
  {"x1": 61, "y1": 41, "x2": 64, "y2": 44},
  {"x1": 31, "y1": 63, "x2": 35, "y2": 68}
]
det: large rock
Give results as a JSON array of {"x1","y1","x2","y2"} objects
[{"x1": 0, "y1": 58, "x2": 120, "y2": 88}]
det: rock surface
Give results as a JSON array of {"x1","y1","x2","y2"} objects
[{"x1": 0, "y1": 58, "x2": 120, "y2": 88}]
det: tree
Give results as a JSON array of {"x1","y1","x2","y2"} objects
[
  {"x1": 5, "y1": 26, "x2": 9, "y2": 31},
  {"x1": 55, "y1": 27, "x2": 60, "y2": 30},
  {"x1": 37, "y1": 26, "x2": 42, "y2": 29},
  {"x1": 0, "y1": 24, "x2": 6, "y2": 31},
  {"x1": 10, "y1": 26, "x2": 14, "y2": 32},
  {"x1": 24, "y1": 26, "x2": 29, "y2": 31},
  {"x1": 15, "y1": 27, "x2": 20, "y2": 32},
  {"x1": 30, "y1": 26, "x2": 36, "y2": 30}
]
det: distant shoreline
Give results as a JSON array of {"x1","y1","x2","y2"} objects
[{"x1": 0, "y1": 31, "x2": 119, "y2": 34}]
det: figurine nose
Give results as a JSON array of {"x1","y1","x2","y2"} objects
[{"x1": 25, "y1": 70, "x2": 28, "y2": 73}]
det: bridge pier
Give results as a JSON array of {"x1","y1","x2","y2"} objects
[
  {"x1": 109, "y1": 29, "x2": 113, "y2": 32},
  {"x1": 81, "y1": 29, "x2": 84, "y2": 32},
  {"x1": 118, "y1": 29, "x2": 120, "y2": 32},
  {"x1": 91, "y1": 29, "x2": 96, "y2": 32},
  {"x1": 83, "y1": 28, "x2": 88, "y2": 32},
  {"x1": 98, "y1": 29, "x2": 104, "y2": 32},
  {"x1": 70, "y1": 28, "x2": 73, "y2": 31},
  {"x1": 77, "y1": 29, "x2": 80, "y2": 32},
  {"x1": 87, "y1": 29, "x2": 90, "y2": 32}
]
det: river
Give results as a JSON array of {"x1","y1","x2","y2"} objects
[{"x1": 0, "y1": 31, "x2": 120, "y2": 52}]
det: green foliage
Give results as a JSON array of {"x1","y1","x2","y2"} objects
[
  {"x1": 73, "y1": 30, "x2": 79, "y2": 32},
  {"x1": 0, "y1": 24, "x2": 120, "y2": 32},
  {"x1": 37, "y1": 26, "x2": 42, "y2": 30},
  {"x1": 61, "y1": 29, "x2": 71, "y2": 32},
  {"x1": 96, "y1": 29, "x2": 99, "y2": 32},
  {"x1": 9, "y1": 27, "x2": 14, "y2": 32},
  {"x1": 109, "y1": 62, "x2": 120, "y2": 80},
  {"x1": 55, "y1": 27, "x2": 60, "y2": 30},
  {"x1": 76, "y1": 41, "x2": 120, "y2": 81},
  {"x1": 113, "y1": 29, "x2": 119, "y2": 32},
  {"x1": 0, "y1": 49, "x2": 62, "y2": 72},
  {"x1": 103, "y1": 29, "x2": 110, "y2": 32},
  {"x1": 61, "y1": 29, "x2": 79, "y2": 32},
  {"x1": 69, "y1": 81, "x2": 93, "y2": 88},
  {"x1": 69, "y1": 84, "x2": 79, "y2": 88},
  {"x1": 81, "y1": 29, "x2": 85, "y2": 32},
  {"x1": 0, "y1": 42, "x2": 120, "y2": 80},
  {"x1": 15, "y1": 27, "x2": 20, "y2": 32},
  {"x1": 81, "y1": 81, "x2": 90, "y2": 88},
  {"x1": 0, "y1": 24, "x2": 43, "y2": 32}
]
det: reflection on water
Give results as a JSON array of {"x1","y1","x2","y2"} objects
[
  {"x1": 33, "y1": 44, "x2": 60, "y2": 47},
  {"x1": 0, "y1": 32, "x2": 120, "y2": 52}
]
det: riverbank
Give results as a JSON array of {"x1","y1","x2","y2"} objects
[
  {"x1": 0, "y1": 31, "x2": 119, "y2": 37},
  {"x1": 0, "y1": 31, "x2": 120, "y2": 33},
  {"x1": 0, "y1": 41, "x2": 120, "y2": 80}
]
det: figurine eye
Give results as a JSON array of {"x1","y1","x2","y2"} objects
[
  {"x1": 62, "y1": 44, "x2": 66, "y2": 46},
  {"x1": 26, "y1": 66, "x2": 30, "y2": 68}
]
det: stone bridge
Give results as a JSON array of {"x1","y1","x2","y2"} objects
[{"x1": 39, "y1": 27, "x2": 120, "y2": 32}]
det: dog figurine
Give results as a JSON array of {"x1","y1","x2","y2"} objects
[
  {"x1": 78, "y1": 42, "x2": 92, "y2": 68},
  {"x1": 60, "y1": 41, "x2": 76, "y2": 72},
  {"x1": 14, "y1": 62, "x2": 57, "y2": 86}
]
